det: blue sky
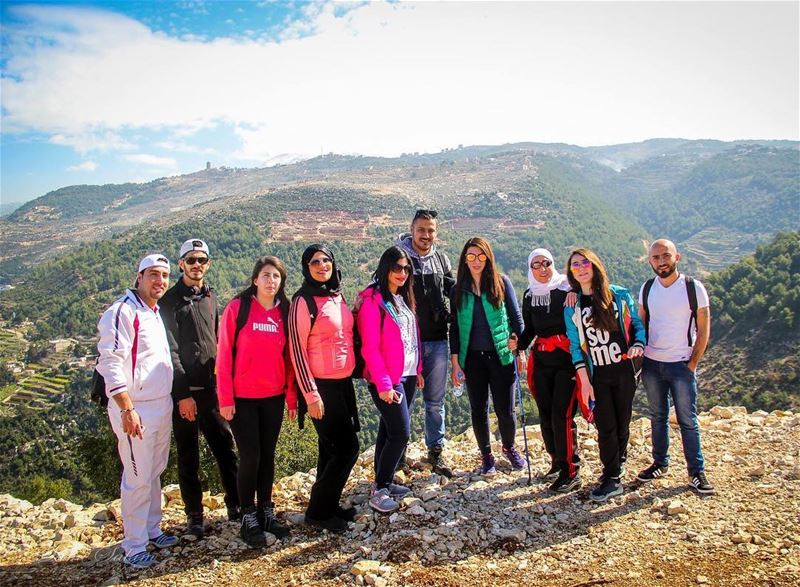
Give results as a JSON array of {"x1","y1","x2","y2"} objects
[{"x1": 1, "y1": 1, "x2": 798, "y2": 205}]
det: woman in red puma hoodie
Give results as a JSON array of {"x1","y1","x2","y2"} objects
[{"x1": 217, "y1": 256, "x2": 296, "y2": 546}]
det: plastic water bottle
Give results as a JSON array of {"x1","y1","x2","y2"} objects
[{"x1": 453, "y1": 382, "x2": 464, "y2": 397}]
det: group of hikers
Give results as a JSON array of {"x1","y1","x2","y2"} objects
[{"x1": 96, "y1": 209, "x2": 714, "y2": 570}]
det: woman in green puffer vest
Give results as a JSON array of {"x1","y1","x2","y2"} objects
[{"x1": 449, "y1": 237, "x2": 525, "y2": 475}]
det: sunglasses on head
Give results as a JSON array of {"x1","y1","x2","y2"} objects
[
  {"x1": 465, "y1": 253, "x2": 488, "y2": 263},
  {"x1": 309, "y1": 257, "x2": 332, "y2": 267},
  {"x1": 413, "y1": 209, "x2": 438, "y2": 220},
  {"x1": 183, "y1": 256, "x2": 209, "y2": 266},
  {"x1": 570, "y1": 259, "x2": 592, "y2": 270},
  {"x1": 530, "y1": 260, "x2": 553, "y2": 270},
  {"x1": 390, "y1": 263, "x2": 411, "y2": 275}
]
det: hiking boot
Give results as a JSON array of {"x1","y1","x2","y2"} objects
[
  {"x1": 387, "y1": 483, "x2": 411, "y2": 499},
  {"x1": 335, "y1": 505, "x2": 358, "y2": 522},
  {"x1": 502, "y1": 445, "x2": 526, "y2": 471},
  {"x1": 227, "y1": 505, "x2": 240, "y2": 522},
  {"x1": 637, "y1": 463, "x2": 669, "y2": 482},
  {"x1": 542, "y1": 461, "x2": 560, "y2": 481},
  {"x1": 480, "y1": 453, "x2": 497, "y2": 476},
  {"x1": 427, "y1": 447, "x2": 454, "y2": 478},
  {"x1": 148, "y1": 532, "x2": 179, "y2": 549},
  {"x1": 369, "y1": 488, "x2": 400, "y2": 514},
  {"x1": 239, "y1": 506, "x2": 266, "y2": 547},
  {"x1": 305, "y1": 513, "x2": 348, "y2": 533},
  {"x1": 590, "y1": 477, "x2": 623, "y2": 503},
  {"x1": 185, "y1": 513, "x2": 204, "y2": 539},
  {"x1": 123, "y1": 550, "x2": 156, "y2": 570},
  {"x1": 549, "y1": 471, "x2": 582, "y2": 493},
  {"x1": 597, "y1": 466, "x2": 625, "y2": 484},
  {"x1": 689, "y1": 472, "x2": 715, "y2": 494},
  {"x1": 259, "y1": 503, "x2": 289, "y2": 539}
]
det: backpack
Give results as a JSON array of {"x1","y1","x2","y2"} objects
[
  {"x1": 642, "y1": 276, "x2": 698, "y2": 347},
  {"x1": 91, "y1": 313, "x2": 140, "y2": 408}
]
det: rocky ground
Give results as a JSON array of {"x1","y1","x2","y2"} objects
[{"x1": 1, "y1": 405, "x2": 799, "y2": 587}]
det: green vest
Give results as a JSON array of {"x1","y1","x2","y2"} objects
[{"x1": 457, "y1": 291, "x2": 514, "y2": 367}]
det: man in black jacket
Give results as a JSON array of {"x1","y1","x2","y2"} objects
[
  {"x1": 161, "y1": 239, "x2": 239, "y2": 538},
  {"x1": 397, "y1": 210, "x2": 456, "y2": 477}
]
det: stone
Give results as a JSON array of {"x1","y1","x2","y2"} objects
[
  {"x1": 667, "y1": 501, "x2": 687, "y2": 515},
  {"x1": 201, "y1": 494, "x2": 224, "y2": 510},
  {"x1": 731, "y1": 532, "x2": 753, "y2": 544},
  {"x1": 351, "y1": 560, "x2": 382, "y2": 576},
  {"x1": 163, "y1": 484, "x2": 182, "y2": 502},
  {"x1": 106, "y1": 500, "x2": 122, "y2": 522},
  {"x1": 697, "y1": 575, "x2": 709, "y2": 584},
  {"x1": 406, "y1": 505, "x2": 425, "y2": 516}
]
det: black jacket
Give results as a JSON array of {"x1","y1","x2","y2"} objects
[
  {"x1": 160, "y1": 278, "x2": 219, "y2": 401},
  {"x1": 397, "y1": 235, "x2": 455, "y2": 342}
]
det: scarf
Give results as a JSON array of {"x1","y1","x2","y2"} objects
[
  {"x1": 296, "y1": 244, "x2": 343, "y2": 298},
  {"x1": 526, "y1": 248, "x2": 570, "y2": 307}
]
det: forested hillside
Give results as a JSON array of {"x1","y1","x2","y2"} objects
[{"x1": 700, "y1": 232, "x2": 800, "y2": 411}]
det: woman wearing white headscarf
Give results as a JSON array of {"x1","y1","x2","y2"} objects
[{"x1": 518, "y1": 248, "x2": 581, "y2": 493}]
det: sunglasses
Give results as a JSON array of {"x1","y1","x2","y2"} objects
[
  {"x1": 413, "y1": 209, "x2": 438, "y2": 220},
  {"x1": 465, "y1": 253, "x2": 488, "y2": 263},
  {"x1": 570, "y1": 259, "x2": 592, "y2": 270},
  {"x1": 183, "y1": 256, "x2": 209, "y2": 266},
  {"x1": 391, "y1": 263, "x2": 412, "y2": 275},
  {"x1": 309, "y1": 257, "x2": 332, "y2": 267},
  {"x1": 530, "y1": 260, "x2": 553, "y2": 270}
]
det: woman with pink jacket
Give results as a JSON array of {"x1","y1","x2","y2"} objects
[
  {"x1": 357, "y1": 246, "x2": 424, "y2": 514},
  {"x1": 217, "y1": 256, "x2": 295, "y2": 546}
]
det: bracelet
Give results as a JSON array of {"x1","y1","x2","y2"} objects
[{"x1": 120, "y1": 408, "x2": 135, "y2": 415}]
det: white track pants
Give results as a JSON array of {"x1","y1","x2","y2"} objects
[{"x1": 108, "y1": 395, "x2": 173, "y2": 556}]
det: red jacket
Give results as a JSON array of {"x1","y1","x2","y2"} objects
[{"x1": 216, "y1": 297, "x2": 296, "y2": 409}]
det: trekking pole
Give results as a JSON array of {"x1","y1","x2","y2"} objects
[{"x1": 513, "y1": 353, "x2": 533, "y2": 486}]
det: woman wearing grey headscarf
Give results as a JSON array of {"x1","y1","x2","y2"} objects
[{"x1": 518, "y1": 248, "x2": 581, "y2": 493}]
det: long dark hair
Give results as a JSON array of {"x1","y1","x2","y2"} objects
[
  {"x1": 454, "y1": 237, "x2": 505, "y2": 310},
  {"x1": 235, "y1": 255, "x2": 289, "y2": 309},
  {"x1": 566, "y1": 248, "x2": 618, "y2": 332},
  {"x1": 372, "y1": 246, "x2": 415, "y2": 312}
]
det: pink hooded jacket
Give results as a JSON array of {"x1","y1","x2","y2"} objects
[{"x1": 356, "y1": 285, "x2": 422, "y2": 392}]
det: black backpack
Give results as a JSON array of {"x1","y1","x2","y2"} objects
[{"x1": 642, "y1": 276, "x2": 698, "y2": 346}]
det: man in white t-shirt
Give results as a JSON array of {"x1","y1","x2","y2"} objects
[{"x1": 636, "y1": 239, "x2": 714, "y2": 494}]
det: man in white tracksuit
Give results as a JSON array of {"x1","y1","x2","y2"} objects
[{"x1": 96, "y1": 254, "x2": 179, "y2": 569}]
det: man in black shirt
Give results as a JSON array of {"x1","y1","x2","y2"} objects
[
  {"x1": 397, "y1": 210, "x2": 456, "y2": 476},
  {"x1": 161, "y1": 239, "x2": 239, "y2": 538}
]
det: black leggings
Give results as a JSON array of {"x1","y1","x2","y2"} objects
[
  {"x1": 464, "y1": 350, "x2": 517, "y2": 456},
  {"x1": 592, "y1": 367, "x2": 636, "y2": 479},
  {"x1": 533, "y1": 360, "x2": 580, "y2": 476},
  {"x1": 230, "y1": 395, "x2": 284, "y2": 508}
]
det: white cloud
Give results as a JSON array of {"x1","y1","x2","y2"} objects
[
  {"x1": 153, "y1": 140, "x2": 217, "y2": 155},
  {"x1": 123, "y1": 154, "x2": 178, "y2": 167},
  {"x1": 66, "y1": 160, "x2": 98, "y2": 172},
  {"x1": 1, "y1": 1, "x2": 798, "y2": 165}
]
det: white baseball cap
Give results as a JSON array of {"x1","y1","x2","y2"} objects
[
  {"x1": 138, "y1": 253, "x2": 171, "y2": 273},
  {"x1": 179, "y1": 238, "x2": 210, "y2": 259}
]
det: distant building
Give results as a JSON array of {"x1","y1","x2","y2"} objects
[
  {"x1": 49, "y1": 338, "x2": 76, "y2": 353},
  {"x1": 206, "y1": 162, "x2": 211, "y2": 170}
]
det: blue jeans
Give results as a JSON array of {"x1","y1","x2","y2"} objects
[
  {"x1": 369, "y1": 377, "x2": 416, "y2": 488},
  {"x1": 642, "y1": 357, "x2": 705, "y2": 475},
  {"x1": 413, "y1": 339, "x2": 448, "y2": 449}
]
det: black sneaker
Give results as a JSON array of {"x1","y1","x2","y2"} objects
[
  {"x1": 590, "y1": 477, "x2": 623, "y2": 503},
  {"x1": 305, "y1": 513, "x2": 348, "y2": 533},
  {"x1": 427, "y1": 447, "x2": 454, "y2": 478},
  {"x1": 335, "y1": 505, "x2": 357, "y2": 522},
  {"x1": 689, "y1": 472, "x2": 715, "y2": 494},
  {"x1": 227, "y1": 505, "x2": 240, "y2": 522},
  {"x1": 549, "y1": 471, "x2": 582, "y2": 493},
  {"x1": 542, "y1": 462, "x2": 560, "y2": 481},
  {"x1": 260, "y1": 503, "x2": 289, "y2": 539},
  {"x1": 637, "y1": 463, "x2": 669, "y2": 482},
  {"x1": 185, "y1": 513, "x2": 205, "y2": 539},
  {"x1": 240, "y1": 506, "x2": 266, "y2": 547}
]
